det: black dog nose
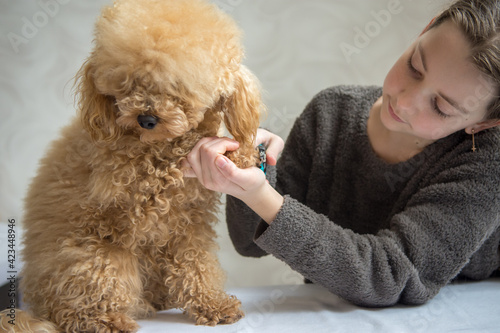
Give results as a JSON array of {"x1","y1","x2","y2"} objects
[{"x1": 137, "y1": 115, "x2": 158, "y2": 130}]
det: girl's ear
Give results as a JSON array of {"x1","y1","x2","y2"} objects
[{"x1": 465, "y1": 119, "x2": 500, "y2": 134}]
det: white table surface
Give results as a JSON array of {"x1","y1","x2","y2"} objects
[
  {"x1": 1, "y1": 222, "x2": 498, "y2": 333},
  {"x1": 137, "y1": 279, "x2": 500, "y2": 333}
]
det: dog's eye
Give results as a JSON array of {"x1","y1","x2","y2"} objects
[{"x1": 137, "y1": 115, "x2": 158, "y2": 130}]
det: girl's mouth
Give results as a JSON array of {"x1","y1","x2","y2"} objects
[{"x1": 388, "y1": 102, "x2": 406, "y2": 123}]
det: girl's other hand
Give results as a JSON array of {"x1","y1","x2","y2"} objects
[{"x1": 255, "y1": 128, "x2": 284, "y2": 166}]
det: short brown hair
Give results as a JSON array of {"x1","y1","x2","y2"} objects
[{"x1": 429, "y1": 0, "x2": 500, "y2": 120}]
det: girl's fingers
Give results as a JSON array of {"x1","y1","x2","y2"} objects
[
  {"x1": 182, "y1": 136, "x2": 267, "y2": 197},
  {"x1": 265, "y1": 139, "x2": 284, "y2": 166},
  {"x1": 180, "y1": 159, "x2": 195, "y2": 177},
  {"x1": 184, "y1": 137, "x2": 240, "y2": 184},
  {"x1": 198, "y1": 138, "x2": 239, "y2": 185}
]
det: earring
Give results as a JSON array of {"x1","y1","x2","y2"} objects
[{"x1": 471, "y1": 129, "x2": 477, "y2": 152}]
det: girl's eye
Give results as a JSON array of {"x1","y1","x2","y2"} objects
[
  {"x1": 433, "y1": 98, "x2": 450, "y2": 119},
  {"x1": 407, "y1": 56, "x2": 420, "y2": 76},
  {"x1": 407, "y1": 53, "x2": 451, "y2": 119}
]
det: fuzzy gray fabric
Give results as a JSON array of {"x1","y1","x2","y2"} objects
[{"x1": 226, "y1": 85, "x2": 500, "y2": 307}]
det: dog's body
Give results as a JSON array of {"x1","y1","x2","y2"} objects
[{"x1": 0, "y1": 0, "x2": 262, "y2": 332}]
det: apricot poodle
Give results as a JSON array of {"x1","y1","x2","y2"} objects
[{"x1": 0, "y1": 0, "x2": 263, "y2": 331}]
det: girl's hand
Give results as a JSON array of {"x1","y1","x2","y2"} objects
[
  {"x1": 255, "y1": 128, "x2": 285, "y2": 166},
  {"x1": 182, "y1": 137, "x2": 267, "y2": 201},
  {"x1": 182, "y1": 134, "x2": 285, "y2": 224}
]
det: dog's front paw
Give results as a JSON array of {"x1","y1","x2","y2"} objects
[
  {"x1": 98, "y1": 313, "x2": 140, "y2": 333},
  {"x1": 194, "y1": 295, "x2": 244, "y2": 326},
  {"x1": 225, "y1": 145, "x2": 259, "y2": 169}
]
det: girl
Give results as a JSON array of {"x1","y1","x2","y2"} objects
[{"x1": 183, "y1": 0, "x2": 500, "y2": 306}]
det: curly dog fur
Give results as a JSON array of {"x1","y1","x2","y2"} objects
[{"x1": 0, "y1": 0, "x2": 263, "y2": 331}]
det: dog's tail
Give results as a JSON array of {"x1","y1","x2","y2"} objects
[{"x1": 0, "y1": 309, "x2": 58, "y2": 333}]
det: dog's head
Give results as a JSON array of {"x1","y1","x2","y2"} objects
[{"x1": 76, "y1": 0, "x2": 263, "y2": 145}]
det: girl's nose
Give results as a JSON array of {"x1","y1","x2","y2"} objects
[{"x1": 396, "y1": 86, "x2": 423, "y2": 117}]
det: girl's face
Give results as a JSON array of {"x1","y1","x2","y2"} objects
[{"x1": 381, "y1": 20, "x2": 497, "y2": 143}]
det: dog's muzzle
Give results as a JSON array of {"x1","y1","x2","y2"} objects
[{"x1": 137, "y1": 115, "x2": 158, "y2": 130}]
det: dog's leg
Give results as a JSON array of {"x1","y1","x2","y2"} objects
[
  {"x1": 24, "y1": 243, "x2": 151, "y2": 333},
  {"x1": 165, "y1": 248, "x2": 243, "y2": 326},
  {"x1": 154, "y1": 222, "x2": 244, "y2": 326}
]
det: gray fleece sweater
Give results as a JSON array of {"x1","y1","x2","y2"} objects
[{"x1": 226, "y1": 85, "x2": 500, "y2": 307}]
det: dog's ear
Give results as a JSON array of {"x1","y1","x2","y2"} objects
[
  {"x1": 223, "y1": 65, "x2": 264, "y2": 147},
  {"x1": 75, "y1": 59, "x2": 122, "y2": 144}
]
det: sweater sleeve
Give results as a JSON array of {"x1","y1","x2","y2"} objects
[
  {"x1": 254, "y1": 136, "x2": 500, "y2": 307},
  {"x1": 225, "y1": 120, "x2": 313, "y2": 257},
  {"x1": 225, "y1": 90, "x2": 318, "y2": 257},
  {"x1": 225, "y1": 166, "x2": 275, "y2": 257}
]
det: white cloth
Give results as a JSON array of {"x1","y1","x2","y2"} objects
[{"x1": 137, "y1": 280, "x2": 500, "y2": 333}]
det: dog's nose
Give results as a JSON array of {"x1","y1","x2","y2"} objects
[{"x1": 137, "y1": 115, "x2": 158, "y2": 130}]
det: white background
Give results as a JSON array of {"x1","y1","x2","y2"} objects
[{"x1": 0, "y1": 0, "x2": 449, "y2": 288}]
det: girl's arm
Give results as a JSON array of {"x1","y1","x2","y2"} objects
[{"x1": 253, "y1": 160, "x2": 500, "y2": 306}]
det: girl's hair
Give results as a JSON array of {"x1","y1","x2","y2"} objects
[{"x1": 429, "y1": 0, "x2": 500, "y2": 120}]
